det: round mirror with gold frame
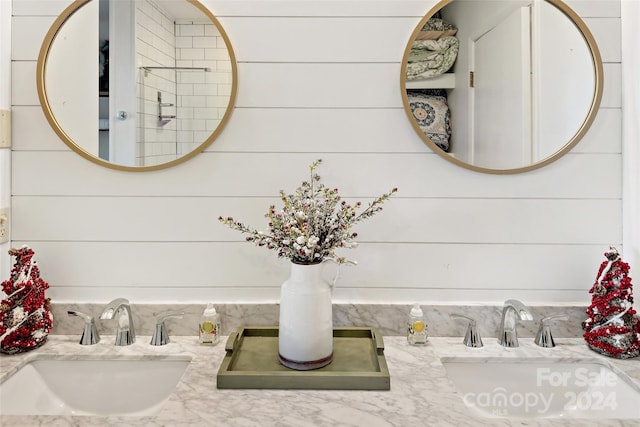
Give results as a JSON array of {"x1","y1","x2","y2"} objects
[
  {"x1": 37, "y1": 0, "x2": 237, "y2": 171},
  {"x1": 400, "y1": 0, "x2": 603, "y2": 174}
]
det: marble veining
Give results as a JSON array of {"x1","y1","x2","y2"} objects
[
  {"x1": 51, "y1": 303, "x2": 589, "y2": 339},
  {"x1": 0, "y1": 335, "x2": 638, "y2": 427}
]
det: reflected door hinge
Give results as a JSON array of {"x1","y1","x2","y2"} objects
[{"x1": 469, "y1": 71, "x2": 475, "y2": 88}]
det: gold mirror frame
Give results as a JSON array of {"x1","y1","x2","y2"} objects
[
  {"x1": 37, "y1": 0, "x2": 238, "y2": 172},
  {"x1": 400, "y1": 0, "x2": 603, "y2": 174}
]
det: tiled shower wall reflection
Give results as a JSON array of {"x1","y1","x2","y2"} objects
[{"x1": 135, "y1": 0, "x2": 232, "y2": 166}]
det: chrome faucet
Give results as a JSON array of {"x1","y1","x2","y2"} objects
[
  {"x1": 498, "y1": 299, "x2": 533, "y2": 347},
  {"x1": 100, "y1": 298, "x2": 136, "y2": 346}
]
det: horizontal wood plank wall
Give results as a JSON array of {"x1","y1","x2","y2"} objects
[{"x1": 9, "y1": 0, "x2": 622, "y2": 304}]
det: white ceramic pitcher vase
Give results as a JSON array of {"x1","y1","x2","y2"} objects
[{"x1": 278, "y1": 261, "x2": 333, "y2": 370}]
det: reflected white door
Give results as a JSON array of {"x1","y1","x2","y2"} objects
[
  {"x1": 535, "y1": 0, "x2": 594, "y2": 161},
  {"x1": 109, "y1": 0, "x2": 136, "y2": 166},
  {"x1": 471, "y1": 6, "x2": 532, "y2": 169},
  {"x1": 46, "y1": 0, "x2": 98, "y2": 156}
]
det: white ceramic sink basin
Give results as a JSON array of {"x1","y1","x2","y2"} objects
[
  {"x1": 442, "y1": 357, "x2": 640, "y2": 419},
  {"x1": 0, "y1": 357, "x2": 190, "y2": 416}
]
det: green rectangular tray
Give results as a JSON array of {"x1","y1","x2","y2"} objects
[{"x1": 216, "y1": 326, "x2": 390, "y2": 390}]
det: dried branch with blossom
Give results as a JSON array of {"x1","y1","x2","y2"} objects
[{"x1": 219, "y1": 159, "x2": 397, "y2": 264}]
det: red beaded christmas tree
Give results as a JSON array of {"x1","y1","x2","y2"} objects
[
  {"x1": 583, "y1": 247, "x2": 640, "y2": 359},
  {"x1": 0, "y1": 246, "x2": 53, "y2": 354}
]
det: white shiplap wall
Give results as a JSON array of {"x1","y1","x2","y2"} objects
[{"x1": 7, "y1": 0, "x2": 623, "y2": 304}]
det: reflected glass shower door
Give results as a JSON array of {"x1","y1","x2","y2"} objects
[
  {"x1": 138, "y1": 68, "x2": 178, "y2": 167},
  {"x1": 138, "y1": 67, "x2": 212, "y2": 167}
]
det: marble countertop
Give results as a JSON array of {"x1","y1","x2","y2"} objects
[{"x1": 1, "y1": 334, "x2": 639, "y2": 427}]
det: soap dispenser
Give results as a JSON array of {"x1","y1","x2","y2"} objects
[
  {"x1": 199, "y1": 303, "x2": 221, "y2": 345},
  {"x1": 407, "y1": 303, "x2": 428, "y2": 345}
]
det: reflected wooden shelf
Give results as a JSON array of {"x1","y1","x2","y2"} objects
[{"x1": 406, "y1": 73, "x2": 455, "y2": 89}]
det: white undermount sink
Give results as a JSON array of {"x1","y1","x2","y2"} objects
[
  {"x1": 0, "y1": 357, "x2": 190, "y2": 416},
  {"x1": 441, "y1": 357, "x2": 640, "y2": 419}
]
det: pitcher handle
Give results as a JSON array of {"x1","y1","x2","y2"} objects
[{"x1": 324, "y1": 258, "x2": 357, "y2": 295}]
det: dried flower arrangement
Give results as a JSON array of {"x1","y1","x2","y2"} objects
[{"x1": 219, "y1": 159, "x2": 397, "y2": 264}]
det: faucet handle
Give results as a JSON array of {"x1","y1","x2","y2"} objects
[
  {"x1": 451, "y1": 313, "x2": 483, "y2": 348},
  {"x1": 535, "y1": 314, "x2": 569, "y2": 348},
  {"x1": 150, "y1": 310, "x2": 184, "y2": 346},
  {"x1": 67, "y1": 310, "x2": 100, "y2": 345}
]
